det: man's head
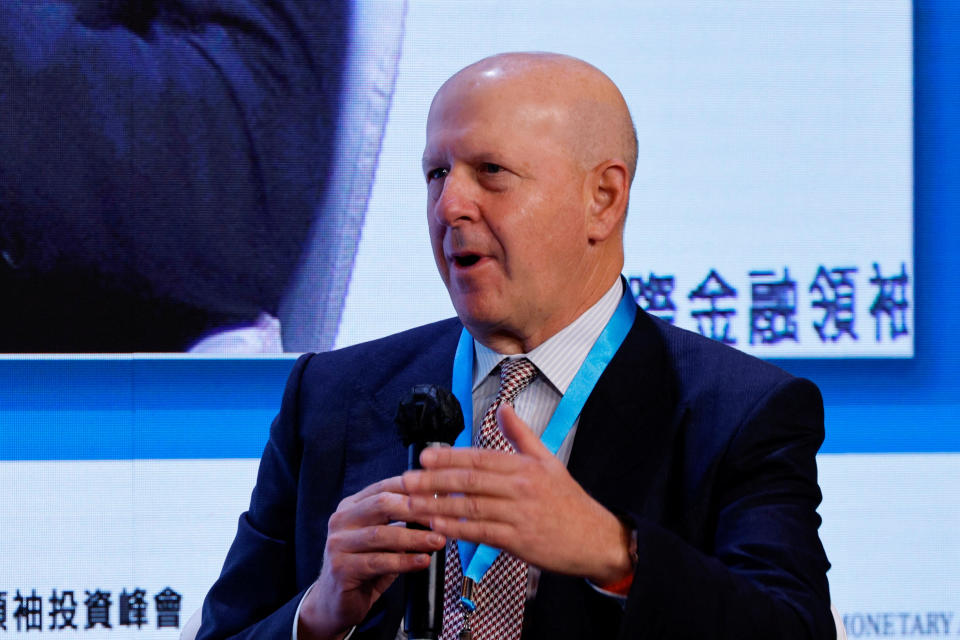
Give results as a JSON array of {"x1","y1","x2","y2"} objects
[{"x1": 423, "y1": 52, "x2": 636, "y2": 354}]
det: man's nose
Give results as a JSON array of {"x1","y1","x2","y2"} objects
[{"x1": 432, "y1": 170, "x2": 479, "y2": 226}]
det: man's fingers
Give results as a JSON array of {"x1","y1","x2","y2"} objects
[
  {"x1": 408, "y1": 494, "x2": 518, "y2": 525},
  {"x1": 417, "y1": 445, "x2": 527, "y2": 472},
  {"x1": 332, "y1": 524, "x2": 446, "y2": 554},
  {"x1": 497, "y1": 403, "x2": 552, "y2": 461},
  {"x1": 426, "y1": 516, "x2": 517, "y2": 552},
  {"x1": 344, "y1": 476, "x2": 407, "y2": 503},
  {"x1": 330, "y1": 550, "x2": 434, "y2": 582},
  {"x1": 402, "y1": 467, "x2": 519, "y2": 498},
  {"x1": 331, "y1": 489, "x2": 417, "y2": 529}
]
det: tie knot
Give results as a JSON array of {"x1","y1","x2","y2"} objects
[{"x1": 496, "y1": 358, "x2": 538, "y2": 406}]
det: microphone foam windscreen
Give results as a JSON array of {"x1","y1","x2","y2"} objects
[{"x1": 395, "y1": 384, "x2": 465, "y2": 446}]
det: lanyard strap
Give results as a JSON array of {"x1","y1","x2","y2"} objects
[{"x1": 450, "y1": 288, "x2": 637, "y2": 584}]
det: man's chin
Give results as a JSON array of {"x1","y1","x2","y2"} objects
[
  {"x1": 452, "y1": 301, "x2": 529, "y2": 353},
  {"x1": 453, "y1": 303, "x2": 500, "y2": 330},
  {"x1": 452, "y1": 297, "x2": 503, "y2": 331}
]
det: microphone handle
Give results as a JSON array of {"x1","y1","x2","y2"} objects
[{"x1": 405, "y1": 441, "x2": 449, "y2": 640}]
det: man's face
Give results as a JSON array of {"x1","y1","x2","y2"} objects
[{"x1": 423, "y1": 74, "x2": 594, "y2": 351}]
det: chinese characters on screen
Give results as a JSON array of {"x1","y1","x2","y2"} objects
[{"x1": 629, "y1": 262, "x2": 910, "y2": 346}]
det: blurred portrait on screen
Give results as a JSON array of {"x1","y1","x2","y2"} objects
[{"x1": 0, "y1": 0, "x2": 405, "y2": 354}]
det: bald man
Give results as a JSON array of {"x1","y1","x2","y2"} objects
[{"x1": 198, "y1": 53, "x2": 834, "y2": 640}]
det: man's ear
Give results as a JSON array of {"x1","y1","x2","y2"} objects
[{"x1": 585, "y1": 160, "x2": 629, "y2": 243}]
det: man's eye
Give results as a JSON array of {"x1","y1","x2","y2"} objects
[
  {"x1": 426, "y1": 167, "x2": 448, "y2": 181},
  {"x1": 480, "y1": 163, "x2": 503, "y2": 174}
]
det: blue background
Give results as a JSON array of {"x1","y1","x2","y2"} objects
[
  {"x1": 782, "y1": 1, "x2": 960, "y2": 454},
  {"x1": 1, "y1": 1, "x2": 956, "y2": 461}
]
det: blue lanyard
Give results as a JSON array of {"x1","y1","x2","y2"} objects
[{"x1": 450, "y1": 288, "x2": 636, "y2": 586}]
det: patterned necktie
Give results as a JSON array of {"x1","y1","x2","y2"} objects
[{"x1": 441, "y1": 358, "x2": 539, "y2": 640}]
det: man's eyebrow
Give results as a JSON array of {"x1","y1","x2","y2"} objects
[{"x1": 421, "y1": 151, "x2": 508, "y2": 173}]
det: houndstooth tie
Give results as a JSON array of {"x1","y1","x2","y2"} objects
[{"x1": 440, "y1": 358, "x2": 538, "y2": 640}]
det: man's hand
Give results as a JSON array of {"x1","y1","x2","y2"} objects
[
  {"x1": 298, "y1": 477, "x2": 446, "y2": 640},
  {"x1": 403, "y1": 404, "x2": 633, "y2": 586}
]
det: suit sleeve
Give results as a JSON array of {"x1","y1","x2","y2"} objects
[
  {"x1": 620, "y1": 377, "x2": 834, "y2": 639},
  {"x1": 197, "y1": 352, "x2": 321, "y2": 639},
  {"x1": 0, "y1": 0, "x2": 346, "y2": 317}
]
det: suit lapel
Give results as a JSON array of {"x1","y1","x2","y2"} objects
[
  {"x1": 525, "y1": 308, "x2": 684, "y2": 640},
  {"x1": 567, "y1": 306, "x2": 682, "y2": 519}
]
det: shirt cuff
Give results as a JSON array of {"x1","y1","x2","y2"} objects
[
  {"x1": 585, "y1": 579, "x2": 629, "y2": 607},
  {"x1": 585, "y1": 523, "x2": 638, "y2": 608},
  {"x1": 291, "y1": 582, "x2": 357, "y2": 640}
]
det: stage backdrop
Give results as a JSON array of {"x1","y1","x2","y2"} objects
[{"x1": 2, "y1": 1, "x2": 957, "y2": 638}]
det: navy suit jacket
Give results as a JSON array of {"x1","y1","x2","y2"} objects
[{"x1": 199, "y1": 306, "x2": 834, "y2": 639}]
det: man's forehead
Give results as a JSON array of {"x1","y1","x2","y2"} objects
[
  {"x1": 433, "y1": 63, "x2": 579, "y2": 112},
  {"x1": 423, "y1": 53, "x2": 632, "y2": 174},
  {"x1": 423, "y1": 93, "x2": 569, "y2": 163},
  {"x1": 427, "y1": 76, "x2": 571, "y2": 138},
  {"x1": 426, "y1": 55, "x2": 612, "y2": 144}
]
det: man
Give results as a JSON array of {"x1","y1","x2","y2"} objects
[{"x1": 199, "y1": 53, "x2": 833, "y2": 639}]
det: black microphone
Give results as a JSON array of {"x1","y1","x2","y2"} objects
[{"x1": 395, "y1": 384, "x2": 465, "y2": 640}]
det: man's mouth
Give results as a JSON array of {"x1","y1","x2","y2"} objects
[{"x1": 453, "y1": 254, "x2": 482, "y2": 267}]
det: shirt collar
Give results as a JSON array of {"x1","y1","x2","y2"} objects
[{"x1": 472, "y1": 278, "x2": 625, "y2": 394}]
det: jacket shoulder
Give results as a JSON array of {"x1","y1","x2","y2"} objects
[
  {"x1": 651, "y1": 314, "x2": 799, "y2": 390},
  {"x1": 295, "y1": 317, "x2": 463, "y2": 404},
  {"x1": 643, "y1": 313, "x2": 822, "y2": 437}
]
